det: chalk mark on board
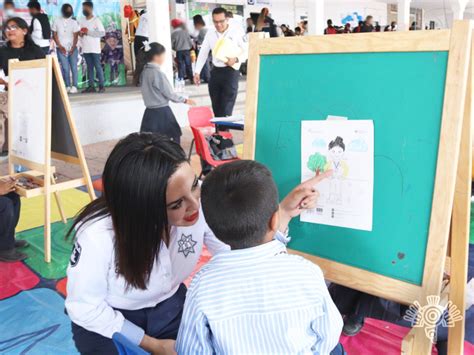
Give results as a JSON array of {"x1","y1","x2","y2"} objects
[
  {"x1": 275, "y1": 121, "x2": 299, "y2": 151},
  {"x1": 374, "y1": 154, "x2": 404, "y2": 196}
]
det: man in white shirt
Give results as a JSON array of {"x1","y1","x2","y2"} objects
[
  {"x1": 52, "y1": 4, "x2": 80, "y2": 94},
  {"x1": 194, "y1": 7, "x2": 247, "y2": 117},
  {"x1": 27, "y1": 1, "x2": 51, "y2": 55},
  {"x1": 134, "y1": 10, "x2": 148, "y2": 57},
  {"x1": 79, "y1": 1, "x2": 105, "y2": 93}
]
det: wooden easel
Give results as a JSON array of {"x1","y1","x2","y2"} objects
[
  {"x1": 5, "y1": 56, "x2": 95, "y2": 263},
  {"x1": 244, "y1": 21, "x2": 472, "y2": 354}
]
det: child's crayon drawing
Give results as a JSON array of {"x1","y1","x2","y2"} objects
[{"x1": 301, "y1": 119, "x2": 374, "y2": 231}]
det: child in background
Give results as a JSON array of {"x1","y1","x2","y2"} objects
[
  {"x1": 134, "y1": 42, "x2": 195, "y2": 144},
  {"x1": 176, "y1": 160, "x2": 344, "y2": 354}
]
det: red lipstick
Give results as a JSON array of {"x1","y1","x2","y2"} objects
[{"x1": 184, "y1": 211, "x2": 199, "y2": 222}]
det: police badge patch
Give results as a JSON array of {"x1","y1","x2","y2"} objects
[{"x1": 70, "y1": 242, "x2": 82, "y2": 267}]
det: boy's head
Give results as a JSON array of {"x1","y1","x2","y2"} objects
[
  {"x1": 201, "y1": 160, "x2": 279, "y2": 250},
  {"x1": 27, "y1": 1, "x2": 41, "y2": 15}
]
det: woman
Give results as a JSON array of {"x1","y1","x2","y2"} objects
[
  {"x1": 65, "y1": 132, "x2": 322, "y2": 354},
  {"x1": 0, "y1": 17, "x2": 45, "y2": 154}
]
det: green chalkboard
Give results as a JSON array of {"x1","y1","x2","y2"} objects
[{"x1": 254, "y1": 51, "x2": 448, "y2": 285}]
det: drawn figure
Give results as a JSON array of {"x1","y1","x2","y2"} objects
[{"x1": 325, "y1": 136, "x2": 349, "y2": 205}]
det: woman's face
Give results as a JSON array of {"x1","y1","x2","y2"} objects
[
  {"x1": 166, "y1": 162, "x2": 201, "y2": 227},
  {"x1": 5, "y1": 22, "x2": 26, "y2": 43},
  {"x1": 329, "y1": 146, "x2": 344, "y2": 161}
]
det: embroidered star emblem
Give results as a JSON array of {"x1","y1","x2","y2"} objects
[{"x1": 177, "y1": 234, "x2": 197, "y2": 257}]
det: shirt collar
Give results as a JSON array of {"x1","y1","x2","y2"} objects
[{"x1": 211, "y1": 239, "x2": 287, "y2": 265}]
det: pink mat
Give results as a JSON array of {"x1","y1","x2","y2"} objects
[{"x1": 0, "y1": 261, "x2": 39, "y2": 300}]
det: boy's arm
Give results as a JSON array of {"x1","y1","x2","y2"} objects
[
  {"x1": 310, "y1": 265, "x2": 343, "y2": 354},
  {"x1": 175, "y1": 281, "x2": 213, "y2": 354}
]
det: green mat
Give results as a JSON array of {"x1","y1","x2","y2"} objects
[{"x1": 16, "y1": 221, "x2": 74, "y2": 280}]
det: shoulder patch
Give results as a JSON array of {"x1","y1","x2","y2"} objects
[{"x1": 70, "y1": 242, "x2": 82, "y2": 267}]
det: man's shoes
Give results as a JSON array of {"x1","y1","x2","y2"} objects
[
  {"x1": 14, "y1": 239, "x2": 29, "y2": 248},
  {"x1": 98, "y1": 86, "x2": 105, "y2": 93},
  {"x1": 69, "y1": 86, "x2": 78, "y2": 94},
  {"x1": 0, "y1": 249, "x2": 27, "y2": 262},
  {"x1": 82, "y1": 86, "x2": 96, "y2": 94}
]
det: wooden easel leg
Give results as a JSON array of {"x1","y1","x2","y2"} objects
[
  {"x1": 44, "y1": 188, "x2": 51, "y2": 263},
  {"x1": 51, "y1": 174, "x2": 67, "y2": 224},
  {"x1": 446, "y1": 33, "x2": 473, "y2": 355}
]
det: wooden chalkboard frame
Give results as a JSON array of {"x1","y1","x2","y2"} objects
[
  {"x1": 6, "y1": 56, "x2": 96, "y2": 263},
  {"x1": 243, "y1": 21, "x2": 472, "y2": 354}
]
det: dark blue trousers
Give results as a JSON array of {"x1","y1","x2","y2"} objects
[
  {"x1": 0, "y1": 192, "x2": 21, "y2": 251},
  {"x1": 176, "y1": 50, "x2": 193, "y2": 81},
  {"x1": 71, "y1": 284, "x2": 187, "y2": 355}
]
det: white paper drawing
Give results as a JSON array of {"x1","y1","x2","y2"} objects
[
  {"x1": 301, "y1": 119, "x2": 374, "y2": 231},
  {"x1": 10, "y1": 67, "x2": 47, "y2": 165}
]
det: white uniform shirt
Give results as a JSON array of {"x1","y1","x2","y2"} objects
[
  {"x1": 78, "y1": 16, "x2": 105, "y2": 54},
  {"x1": 194, "y1": 23, "x2": 248, "y2": 75},
  {"x1": 31, "y1": 18, "x2": 50, "y2": 48},
  {"x1": 52, "y1": 17, "x2": 80, "y2": 51},
  {"x1": 135, "y1": 12, "x2": 148, "y2": 37},
  {"x1": 65, "y1": 210, "x2": 229, "y2": 342}
]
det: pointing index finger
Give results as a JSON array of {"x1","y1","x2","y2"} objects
[{"x1": 302, "y1": 170, "x2": 333, "y2": 188}]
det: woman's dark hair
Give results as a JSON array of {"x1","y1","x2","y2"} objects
[
  {"x1": 67, "y1": 133, "x2": 188, "y2": 290},
  {"x1": 193, "y1": 14, "x2": 205, "y2": 27},
  {"x1": 133, "y1": 42, "x2": 166, "y2": 86},
  {"x1": 328, "y1": 136, "x2": 345, "y2": 151},
  {"x1": 5, "y1": 17, "x2": 36, "y2": 47}
]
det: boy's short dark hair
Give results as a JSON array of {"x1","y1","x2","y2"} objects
[
  {"x1": 83, "y1": 1, "x2": 93, "y2": 9},
  {"x1": 27, "y1": 1, "x2": 41, "y2": 10},
  {"x1": 201, "y1": 160, "x2": 279, "y2": 250},
  {"x1": 212, "y1": 7, "x2": 227, "y2": 17}
]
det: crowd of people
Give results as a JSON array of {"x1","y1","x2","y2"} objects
[{"x1": 0, "y1": 0, "x2": 107, "y2": 94}]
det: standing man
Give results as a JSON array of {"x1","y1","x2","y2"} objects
[
  {"x1": 79, "y1": 1, "x2": 105, "y2": 93},
  {"x1": 194, "y1": 7, "x2": 247, "y2": 118},
  {"x1": 134, "y1": 10, "x2": 148, "y2": 57},
  {"x1": 52, "y1": 3, "x2": 80, "y2": 94},
  {"x1": 27, "y1": 1, "x2": 51, "y2": 55},
  {"x1": 193, "y1": 14, "x2": 210, "y2": 83}
]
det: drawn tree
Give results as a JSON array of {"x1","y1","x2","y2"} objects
[{"x1": 307, "y1": 153, "x2": 327, "y2": 176}]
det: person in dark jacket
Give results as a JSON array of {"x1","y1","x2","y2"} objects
[
  {"x1": 361, "y1": 16, "x2": 374, "y2": 32},
  {"x1": 27, "y1": 1, "x2": 51, "y2": 54}
]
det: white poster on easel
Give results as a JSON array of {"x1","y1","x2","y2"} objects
[
  {"x1": 10, "y1": 67, "x2": 47, "y2": 165},
  {"x1": 301, "y1": 119, "x2": 374, "y2": 231}
]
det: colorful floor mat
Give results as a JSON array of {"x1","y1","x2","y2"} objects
[
  {"x1": 17, "y1": 189, "x2": 91, "y2": 233},
  {"x1": 0, "y1": 288, "x2": 79, "y2": 354},
  {"x1": 0, "y1": 261, "x2": 39, "y2": 300},
  {"x1": 16, "y1": 221, "x2": 74, "y2": 280}
]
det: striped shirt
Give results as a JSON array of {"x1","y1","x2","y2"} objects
[{"x1": 176, "y1": 240, "x2": 343, "y2": 354}]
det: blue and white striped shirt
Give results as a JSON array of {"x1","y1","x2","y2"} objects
[{"x1": 176, "y1": 240, "x2": 343, "y2": 354}]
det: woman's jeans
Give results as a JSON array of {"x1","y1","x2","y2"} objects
[{"x1": 57, "y1": 48, "x2": 78, "y2": 88}]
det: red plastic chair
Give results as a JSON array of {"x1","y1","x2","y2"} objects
[
  {"x1": 187, "y1": 106, "x2": 233, "y2": 159},
  {"x1": 190, "y1": 125, "x2": 239, "y2": 177}
]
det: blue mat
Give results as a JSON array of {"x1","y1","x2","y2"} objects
[{"x1": 0, "y1": 288, "x2": 78, "y2": 354}]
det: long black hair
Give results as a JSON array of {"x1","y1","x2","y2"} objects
[
  {"x1": 67, "y1": 133, "x2": 188, "y2": 290},
  {"x1": 5, "y1": 17, "x2": 36, "y2": 48},
  {"x1": 133, "y1": 42, "x2": 166, "y2": 86}
]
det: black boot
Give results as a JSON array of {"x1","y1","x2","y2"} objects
[{"x1": 0, "y1": 248, "x2": 27, "y2": 262}]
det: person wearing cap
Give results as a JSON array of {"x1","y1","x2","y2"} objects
[
  {"x1": 79, "y1": 1, "x2": 106, "y2": 93},
  {"x1": 171, "y1": 19, "x2": 193, "y2": 83},
  {"x1": 194, "y1": 7, "x2": 247, "y2": 118}
]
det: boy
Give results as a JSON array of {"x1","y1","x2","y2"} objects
[{"x1": 176, "y1": 160, "x2": 343, "y2": 354}]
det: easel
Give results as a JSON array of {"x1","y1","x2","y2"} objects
[
  {"x1": 244, "y1": 21, "x2": 472, "y2": 354},
  {"x1": 5, "y1": 56, "x2": 96, "y2": 263}
]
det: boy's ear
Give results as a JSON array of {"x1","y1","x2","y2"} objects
[{"x1": 269, "y1": 209, "x2": 279, "y2": 232}]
